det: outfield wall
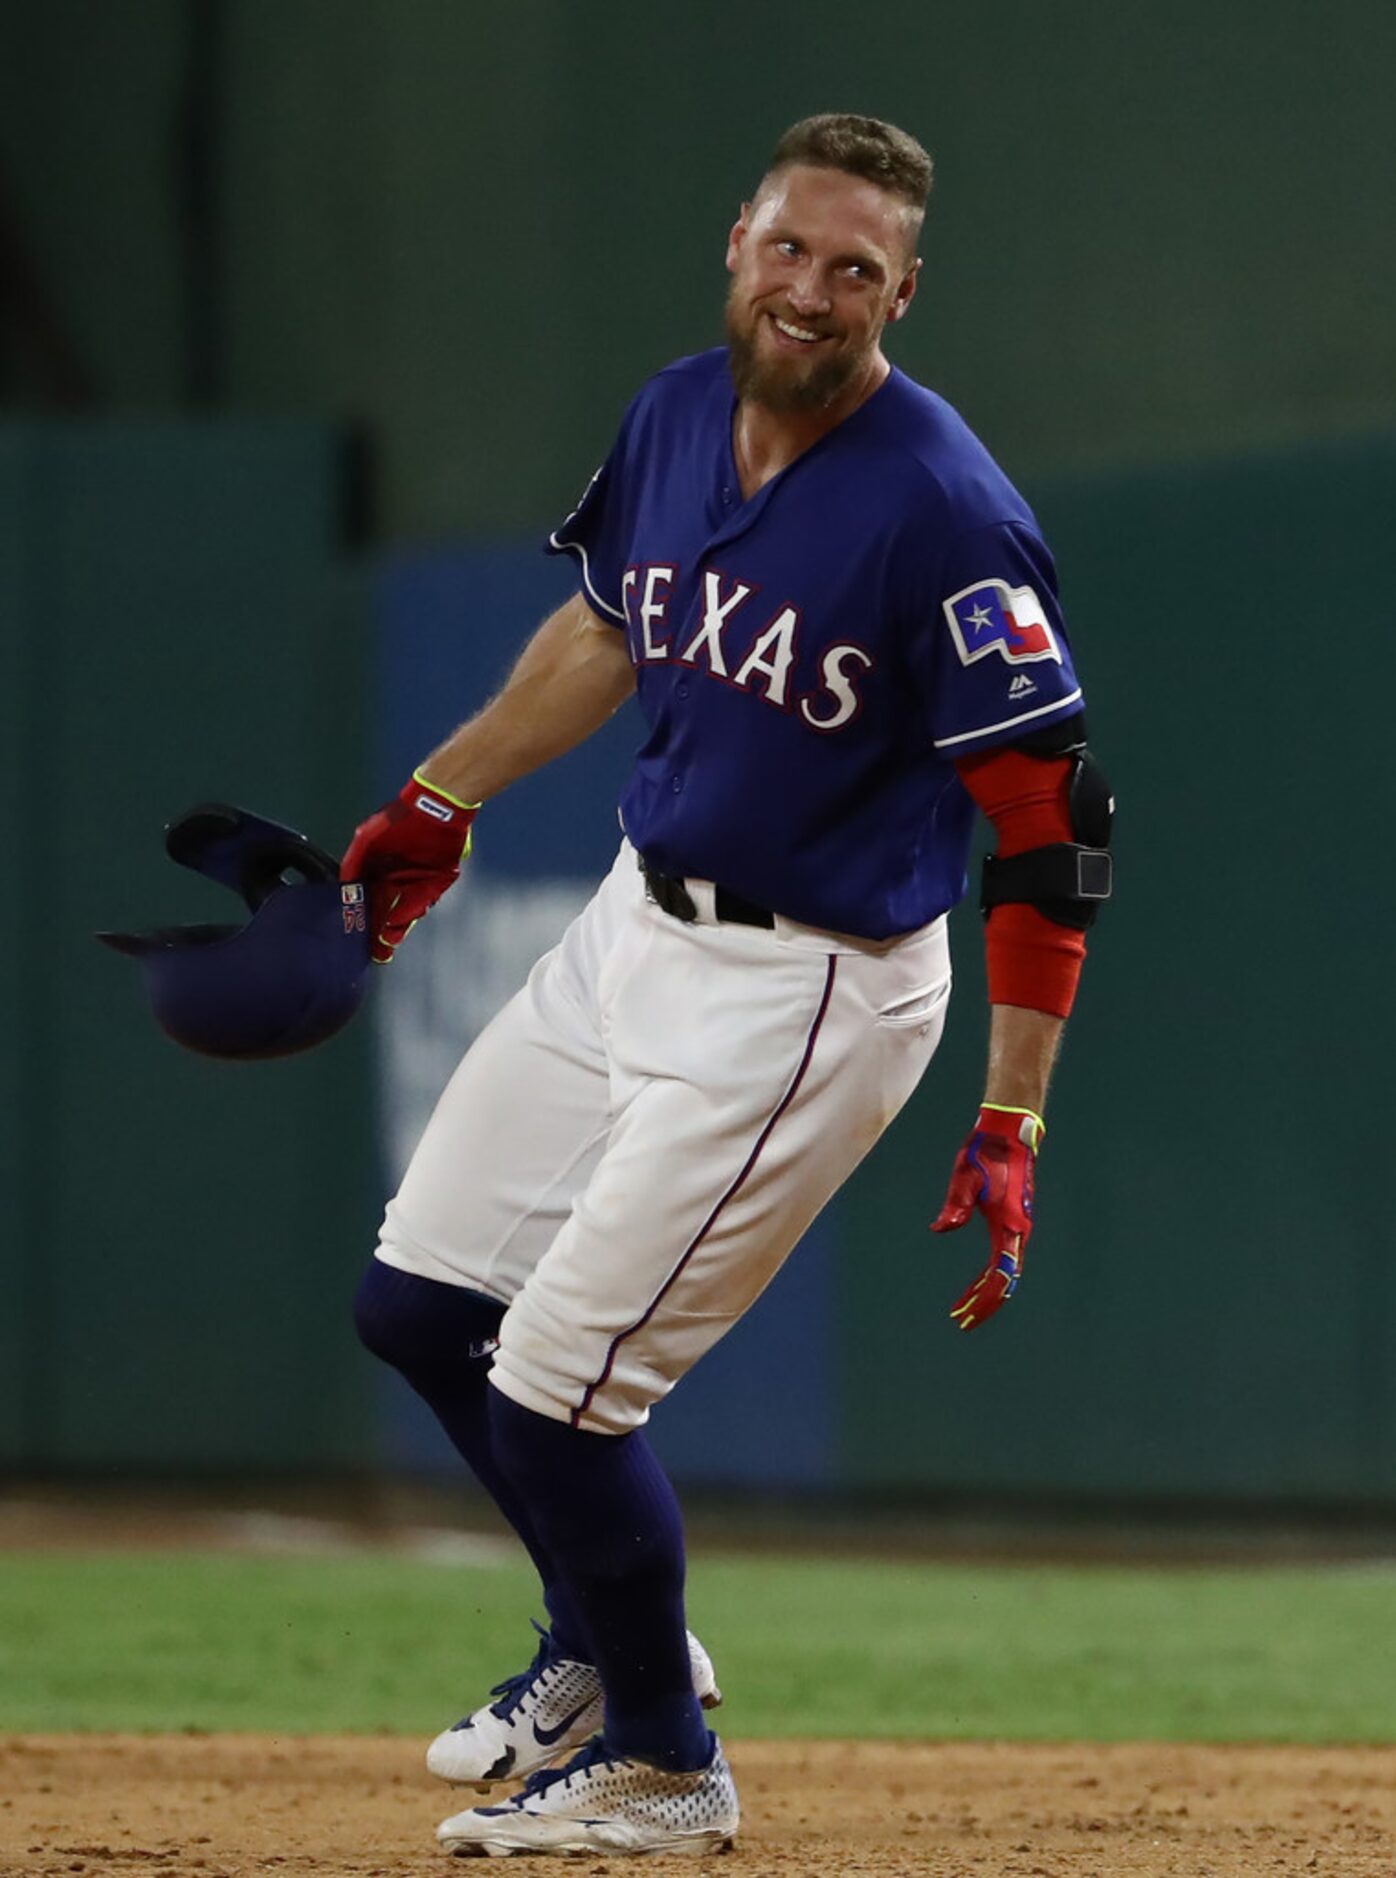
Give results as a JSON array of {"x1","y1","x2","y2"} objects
[
  {"x1": 4, "y1": 2, "x2": 1394, "y2": 535},
  {"x1": 0, "y1": 423, "x2": 377, "y2": 1473},
  {"x1": 3, "y1": 427, "x2": 1391, "y2": 1505},
  {"x1": 840, "y1": 434, "x2": 1396, "y2": 1505},
  {"x1": 369, "y1": 434, "x2": 1396, "y2": 1506}
]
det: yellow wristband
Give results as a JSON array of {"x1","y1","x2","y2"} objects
[
  {"x1": 412, "y1": 769, "x2": 482, "y2": 814},
  {"x1": 980, "y1": 1103, "x2": 1046, "y2": 1151}
]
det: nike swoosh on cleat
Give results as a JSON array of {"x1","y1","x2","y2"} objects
[{"x1": 532, "y1": 1703, "x2": 591, "y2": 1746}]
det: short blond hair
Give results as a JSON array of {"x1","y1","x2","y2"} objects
[{"x1": 764, "y1": 114, "x2": 933, "y2": 213}]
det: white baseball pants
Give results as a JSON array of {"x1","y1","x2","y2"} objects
[{"x1": 375, "y1": 842, "x2": 950, "y2": 1433}]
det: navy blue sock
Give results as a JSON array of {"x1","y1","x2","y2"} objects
[
  {"x1": 352, "y1": 1262, "x2": 590, "y2": 1661},
  {"x1": 487, "y1": 1386, "x2": 711, "y2": 1772}
]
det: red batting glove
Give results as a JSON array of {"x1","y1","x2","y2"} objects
[
  {"x1": 931, "y1": 1104, "x2": 1045, "y2": 1331},
  {"x1": 340, "y1": 771, "x2": 478, "y2": 964}
]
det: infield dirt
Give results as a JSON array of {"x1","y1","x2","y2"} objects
[{"x1": 3, "y1": 1734, "x2": 1395, "y2": 1877}]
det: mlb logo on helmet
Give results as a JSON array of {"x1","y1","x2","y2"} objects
[
  {"x1": 342, "y1": 881, "x2": 367, "y2": 934},
  {"x1": 943, "y1": 579, "x2": 1062, "y2": 667}
]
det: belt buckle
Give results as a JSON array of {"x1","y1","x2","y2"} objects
[{"x1": 641, "y1": 858, "x2": 698, "y2": 923}]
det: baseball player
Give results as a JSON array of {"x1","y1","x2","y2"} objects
[{"x1": 346, "y1": 113, "x2": 1111, "y2": 1859}]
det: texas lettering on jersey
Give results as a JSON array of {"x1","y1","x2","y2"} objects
[{"x1": 622, "y1": 564, "x2": 870, "y2": 732}]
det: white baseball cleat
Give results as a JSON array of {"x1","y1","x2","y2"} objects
[
  {"x1": 436, "y1": 1733, "x2": 739, "y2": 1858},
  {"x1": 426, "y1": 1624, "x2": 722, "y2": 1787}
]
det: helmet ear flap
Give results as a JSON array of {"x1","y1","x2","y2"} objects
[
  {"x1": 164, "y1": 804, "x2": 243, "y2": 871},
  {"x1": 163, "y1": 802, "x2": 342, "y2": 910},
  {"x1": 236, "y1": 838, "x2": 340, "y2": 911}
]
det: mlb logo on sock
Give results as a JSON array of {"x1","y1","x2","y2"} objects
[{"x1": 943, "y1": 579, "x2": 1062, "y2": 667}]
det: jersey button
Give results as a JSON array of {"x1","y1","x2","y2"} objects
[
  {"x1": 675, "y1": 680, "x2": 690, "y2": 700},
  {"x1": 671, "y1": 775, "x2": 683, "y2": 793}
]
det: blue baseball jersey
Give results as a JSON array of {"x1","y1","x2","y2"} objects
[{"x1": 548, "y1": 348, "x2": 1084, "y2": 940}]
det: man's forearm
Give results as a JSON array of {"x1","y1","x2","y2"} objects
[
  {"x1": 982, "y1": 1003, "x2": 1065, "y2": 1116},
  {"x1": 418, "y1": 593, "x2": 636, "y2": 806}
]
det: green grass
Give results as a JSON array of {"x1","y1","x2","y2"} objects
[{"x1": 2, "y1": 1547, "x2": 1394, "y2": 1741}]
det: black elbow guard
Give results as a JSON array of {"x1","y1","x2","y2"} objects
[{"x1": 980, "y1": 749, "x2": 1115, "y2": 930}]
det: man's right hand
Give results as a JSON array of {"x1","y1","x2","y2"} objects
[{"x1": 340, "y1": 772, "x2": 478, "y2": 963}]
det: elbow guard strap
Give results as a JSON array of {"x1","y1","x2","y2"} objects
[
  {"x1": 981, "y1": 843, "x2": 1113, "y2": 926},
  {"x1": 979, "y1": 749, "x2": 1115, "y2": 931}
]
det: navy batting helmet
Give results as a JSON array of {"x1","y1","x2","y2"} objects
[{"x1": 98, "y1": 804, "x2": 372, "y2": 1060}]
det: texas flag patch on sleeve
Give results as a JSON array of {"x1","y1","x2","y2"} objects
[{"x1": 943, "y1": 579, "x2": 1063, "y2": 667}]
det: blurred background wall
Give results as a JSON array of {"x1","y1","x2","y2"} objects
[
  {"x1": 5, "y1": 1, "x2": 1395, "y2": 528},
  {"x1": 2, "y1": 0, "x2": 1393, "y2": 1505}
]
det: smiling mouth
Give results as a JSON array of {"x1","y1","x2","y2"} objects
[{"x1": 769, "y1": 314, "x2": 833, "y2": 345}]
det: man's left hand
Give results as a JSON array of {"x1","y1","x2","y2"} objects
[{"x1": 931, "y1": 1104, "x2": 1044, "y2": 1330}]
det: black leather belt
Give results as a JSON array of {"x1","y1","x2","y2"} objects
[{"x1": 640, "y1": 856, "x2": 775, "y2": 929}]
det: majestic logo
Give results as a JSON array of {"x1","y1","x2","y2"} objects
[
  {"x1": 1007, "y1": 673, "x2": 1038, "y2": 699},
  {"x1": 943, "y1": 579, "x2": 1062, "y2": 667}
]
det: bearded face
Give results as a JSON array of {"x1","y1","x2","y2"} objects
[{"x1": 723, "y1": 165, "x2": 918, "y2": 416}]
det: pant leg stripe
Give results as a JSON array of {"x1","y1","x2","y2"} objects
[{"x1": 571, "y1": 954, "x2": 839, "y2": 1427}]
